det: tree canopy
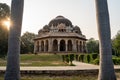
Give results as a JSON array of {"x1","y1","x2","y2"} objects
[
  {"x1": 86, "y1": 38, "x2": 99, "y2": 53},
  {"x1": 0, "y1": 3, "x2": 10, "y2": 56},
  {"x1": 21, "y1": 32, "x2": 36, "y2": 54},
  {"x1": 112, "y1": 30, "x2": 120, "y2": 56}
]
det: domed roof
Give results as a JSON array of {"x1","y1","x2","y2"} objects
[
  {"x1": 43, "y1": 25, "x2": 50, "y2": 30},
  {"x1": 73, "y1": 26, "x2": 82, "y2": 34},
  {"x1": 48, "y1": 15, "x2": 72, "y2": 27}
]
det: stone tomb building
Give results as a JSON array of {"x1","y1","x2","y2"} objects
[{"x1": 34, "y1": 16, "x2": 87, "y2": 53}]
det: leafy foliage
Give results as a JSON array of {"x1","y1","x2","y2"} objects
[
  {"x1": 86, "y1": 38, "x2": 99, "y2": 53},
  {"x1": 0, "y1": 3, "x2": 10, "y2": 56},
  {"x1": 21, "y1": 32, "x2": 36, "y2": 54},
  {"x1": 112, "y1": 30, "x2": 120, "y2": 56}
]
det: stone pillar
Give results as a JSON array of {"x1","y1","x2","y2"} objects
[
  {"x1": 81, "y1": 41, "x2": 84, "y2": 53},
  {"x1": 78, "y1": 41, "x2": 80, "y2": 52},
  {"x1": 48, "y1": 39, "x2": 52, "y2": 52},
  {"x1": 72, "y1": 39, "x2": 77, "y2": 52},
  {"x1": 39, "y1": 41, "x2": 41, "y2": 52},
  {"x1": 65, "y1": 40, "x2": 68, "y2": 52},
  {"x1": 44, "y1": 41, "x2": 46, "y2": 52},
  {"x1": 58, "y1": 40, "x2": 60, "y2": 52},
  {"x1": 34, "y1": 41, "x2": 36, "y2": 53}
]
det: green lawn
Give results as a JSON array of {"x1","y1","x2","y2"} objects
[{"x1": 0, "y1": 54, "x2": 68, "y2": 66}]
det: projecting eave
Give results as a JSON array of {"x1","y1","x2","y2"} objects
[{"x1": 34, "y1": 32, "x2": 87, "y2": 41}]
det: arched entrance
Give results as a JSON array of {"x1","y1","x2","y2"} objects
[
  {"x1": 60, "y1": 40, "x2": 66, "y2": 51},
  {"x1": 68, "y1": 40, "x2": 72, "y2": 51},
  {"x1": 53, "y1": 39, "x2": 58, "y2": 51}
]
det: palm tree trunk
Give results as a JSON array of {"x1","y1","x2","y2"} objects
[
  {"x1": 5, "y1": 0, "x2": 24, "y2": 80},
  {"x1": 95, "y1": 0, "x2": 116, "y2": 80}
]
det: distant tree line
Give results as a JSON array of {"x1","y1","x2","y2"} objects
[{"x1": 87, "y1": 31, "x2": 120, "y2": 57}]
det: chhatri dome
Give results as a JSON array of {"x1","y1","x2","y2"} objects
[{"x1": 34, "y1": 15, "x2": 87, "y2": 54}]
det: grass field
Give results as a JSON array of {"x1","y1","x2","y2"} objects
[{"x1": 0, "y1": 54, "x2": 69, "y2": 66}]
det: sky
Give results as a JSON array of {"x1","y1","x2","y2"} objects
[{"x1": 0, "y1": 0, "x2": 120, "y2": 40}]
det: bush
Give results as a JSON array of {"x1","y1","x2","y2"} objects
[
  {"x1": 112, "y1": 58, "x2": 120, "y2": 65},
  {"x1": 92, "y1": 57, "x2": 120, "y2": 65},
  {"x1": 87, "y1": 55, "x2": 91, "y2": 63},
  {"x1": 75, "y1": 55, "x2": 79, "y2": 61},
  {"x1": 92, "y1": 58, "x2": 99, "y2": 65},
  {"x1": 69, "y1": 54, "x2": 74, "y2": 65},
  {"x1": 65, "y1": 55, "x2": 69, "y2": 63},
  {"x1": 79, "y1": 54, "x2": 84, "y2": 62},
  {"x1": 91, "y1": 53, "x2": 98, "y2": 60},
  {"x1": 83, "y1": 54, "x2": 91, "y2": 63}
]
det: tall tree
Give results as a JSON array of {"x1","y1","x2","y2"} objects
[
  {"x1": 0, "y1": 3, "x2": 10, "y2": 56},
  {"x1": 5, "y1": 0, "x2": 24, "y2": 80},
  {"x1": 112, "y1": 30, "x2": 120, "y2": 56},
  {"x1": 95, "y1": 0, "x2": 116, "y2": 80},
  {"x1": 86, "y1": 38, "x2": 99, "y2": 53},
  {"x1": 21, "y1": 32, "x2": 36, "y2": 54}
]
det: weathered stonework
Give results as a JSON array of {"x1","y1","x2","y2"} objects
[{"x1": 34, "y1": 16, "x2": 87, "y2": 54}]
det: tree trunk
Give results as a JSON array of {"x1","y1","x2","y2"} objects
[
  {"x1": 95, "y1": 0, "x2": 116, "y2": 80},
  {"x1": 5, "y1": 0, "x2": 24, "y2": 80}
]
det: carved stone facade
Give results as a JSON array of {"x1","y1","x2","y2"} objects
[{"x1": 34, "y1": 16, "x2": 87, "y2": 53}]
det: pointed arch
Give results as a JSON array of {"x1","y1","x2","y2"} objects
[
  {"x1": 53, "y1": 39, "x2": 58, "y2": 51},
  {"x1": 60, "y1": 40, "x2": 66, "y2": 51},
  {"x1": 68, "y1": 40, "x2": 72, "y2": 51}
]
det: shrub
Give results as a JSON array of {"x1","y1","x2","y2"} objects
[
  {"x1": 112, "y1": 58, "x2": 120, "y2": 65},
  {"x1": 87, "y1": 55, "x2": 91, "y2": 63},
  {"x1": 92, "y1": 58, "x2": 99, "y2": 65},
  {"x1": 65, "y1": 55, "x2": 69, "y2": 63},
  {"x1": 69, "y1": 54, "x2": 74, "y2": 65},
  {"x1": 83, "y1": 54, "x2": 91, "y2": 63},
  {"x1": 79, "y1": 54, "x2": 84, "y2": 62},
  {"x1": 75, "y1": 54, "x2": 79, "y2": 61},
  {"x1": 91, "y1": 53, "x2": 98, "y2": 60}
]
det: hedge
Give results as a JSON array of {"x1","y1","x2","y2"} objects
[{"x1": 92, "y1": 57, "x2": 120, "y2": 65}]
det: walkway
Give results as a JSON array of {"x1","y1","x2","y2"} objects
[
  {"x1": 0, "y1": 61, "x2": 119, "y2": 71},
  {"x1": 0, "y1": 61, "x2": 120, "y2": 75}
]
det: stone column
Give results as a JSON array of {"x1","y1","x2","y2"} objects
[
  {"x1": 34, "y1": 41, "x2": 36, "y2": 53},
  {"x1": 65, "y1": 40, "x2": 68, "y2": 52},
  {"x1": 78, "y1": 41, "x2": 80, "y2": 52},
  {"x1": 72, "y1": 39, "x2": 77, "y2": 52},
  {"x1": 58, "y1": 40, "x2": 60, "y2": 52},
  {"x1": 81, "y1": 41, "x2": 84, "y2": 53},
  {"x1": 48, "y1": 39, "x2": 53, "y2": 52},
  {"x1": 44, "y1": 41, "x2": 46, "y2": 52},
  {"x1": 39, "y1": 41, "x2": 41, "y2": 52}
]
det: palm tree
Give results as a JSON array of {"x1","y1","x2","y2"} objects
[
  {"x1": 95, "y1": 0, "x2": 116, "y2": 80},
  {"x1": 4, "y1": 0, "x2": 24, "y2": 80}
]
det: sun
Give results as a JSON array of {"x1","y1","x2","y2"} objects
[{"x1": 3, "y1": 19, "x2": 11, "y2": 30}]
